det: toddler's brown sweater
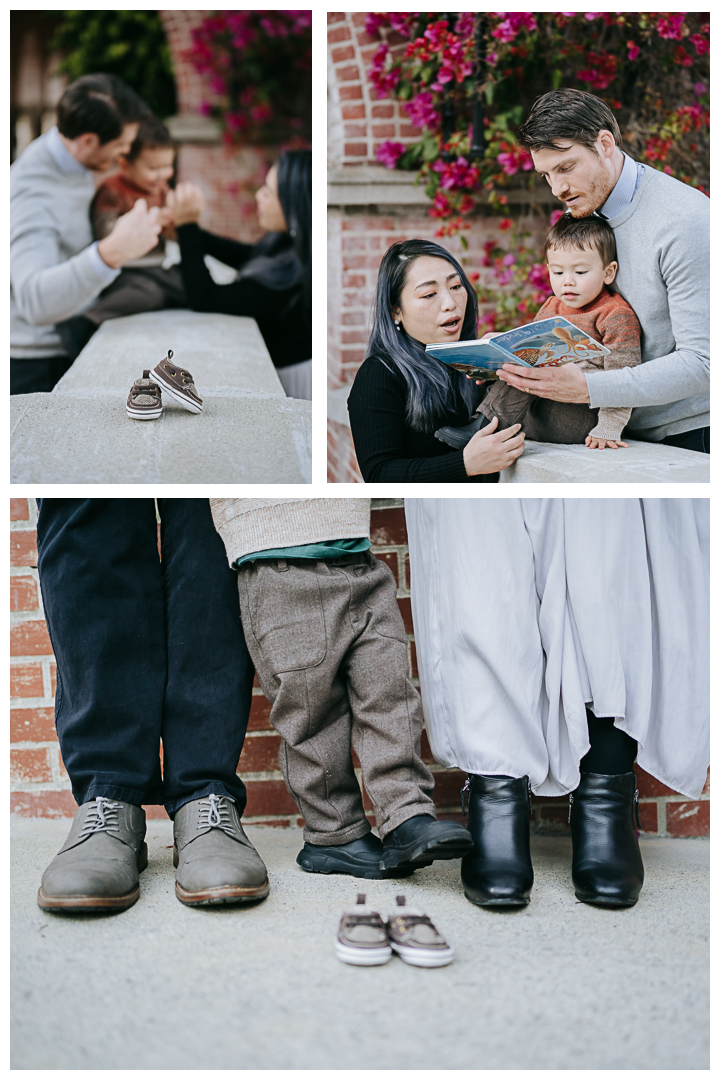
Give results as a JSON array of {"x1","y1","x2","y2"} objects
[{"x1": 534, "y1": 287, "x2": 641, "y2": 441}]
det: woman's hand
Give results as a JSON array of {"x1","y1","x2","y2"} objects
[
  {"x1": 165, "y1": 182, "x2": 206, "y2": 227},
  {"x1": 462, "y1": 417, "x2": 525, "y2": 475},
  {"x1": 496, "y1": 361, "x2": 591, "y2": 403}
]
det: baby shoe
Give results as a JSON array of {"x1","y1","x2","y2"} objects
[
  {"x1": 126, "y1": 370, "x2": 163, "y2": 420},
  {"x1": 335, "y1": 893, "x2": 392, "y2": 966},
  {"x1": 386, "y1": 896, "x2": 455, "y2": 967},
  {"x1": 152, "y1": 350, "x2": 203, "y2": 414}
]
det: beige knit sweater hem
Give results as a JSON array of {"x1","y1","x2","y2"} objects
[{"x1": 210, "y1": 498, "x2": 371, "y2": 565}]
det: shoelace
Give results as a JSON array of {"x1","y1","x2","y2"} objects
[
  {"x1": 196, "y1": 793, "x2": 233, "y2": 831},
  {"x1": 78, "y1": 797, "x2": 121, "y2": 838}
]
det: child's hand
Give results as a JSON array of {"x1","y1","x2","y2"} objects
[{"x1": 585, "y1": 435, "x2": 628, "y2": 449}]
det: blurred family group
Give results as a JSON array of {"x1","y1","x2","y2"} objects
[{"x1": 10, "y1": 74, "x2": 312, "y2": 400}]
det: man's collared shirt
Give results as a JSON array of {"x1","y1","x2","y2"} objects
[{"x1": 598, "y1": 152, "x2": 645, "y2": 219}]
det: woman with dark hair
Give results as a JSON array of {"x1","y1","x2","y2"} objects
[
  {"x1": 166, "y1": 149, "x2": 312, "y2": 398},
  {"x1": 347, "y1": 239, "x2": 525, "y2": 482}
]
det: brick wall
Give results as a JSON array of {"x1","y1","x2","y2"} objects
[
  {"x1": 10, "y1": 498, "x2": 710, "y2": 836},
  {"x1": 160, "y1": 9, "x2": 272, "y2": 244},
  {"x1": 327, "y1": 12, "x2": 424, "y2": 168}
]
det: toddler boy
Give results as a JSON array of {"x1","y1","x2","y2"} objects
[
  {"x1": 210, "y1": 498, "x2": 472, "y2": 880},
  {"x1": 441, "y1": 215, "x2": 642, "y2": 450}
]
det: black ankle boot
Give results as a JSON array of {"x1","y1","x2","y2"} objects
[
  {"x1": 461, "y1": 775, "x2": 533, "y2": 908},
  {"x1": 570, "y1": 771, "x2": 644, "y2": 908}
]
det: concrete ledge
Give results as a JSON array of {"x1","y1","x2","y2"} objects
[
  {"x1": 11, "y1": 394, "x2": 311, "y2": 484},
  {"x1": 54, "y1": 310, "x2": 285, "y2": 399},
  {"x1": 327, "y1": 165, "x2": 560, "y2": 209},
  {"x1": 498, "y1": 438, "x2": 709, "y2": 483}
]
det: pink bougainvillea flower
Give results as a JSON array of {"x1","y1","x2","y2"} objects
[
  {"x1": 403, "y1": 91, "x2": 440, "y2": 130},
  {"x1": 376, "y1": 141, "x2": 406, "y2": 169},
  {"x1": 365, "y1": 13, "x2": 388, "y2": 38},
  {"x1": 549, "y1": 209, "x2": 565, "y2": 226},
  {"x1": 627, "y1": 40, "x2": 640, "y2": 61},
  {"x1": 688, "y1": 33, "x2": 709, "y2": 55},
  {"x1": 656, "y1": 14, "x2": 685, "y2": 39},
  {"x1": 498, "y1": 218, "x2": 513, "y2": 231},
  {"x1": 693, "y1": 82, "x2": 707, "y2": 96}
]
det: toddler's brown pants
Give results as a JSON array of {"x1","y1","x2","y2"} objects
[{"x1": 237, "y1": 552, "x2": 435, "y2": 845}]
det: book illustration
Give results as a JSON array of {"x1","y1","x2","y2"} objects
[{"x1": 426, "y1": 316, "x2": 608, "y2": 379}]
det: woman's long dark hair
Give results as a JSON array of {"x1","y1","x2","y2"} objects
[
  {"x1": 366, "y1": 238, "x2": 481, "y2": 433},
  {"x1": 237, "y1": 149, "x2": 311, "y2": 324}
]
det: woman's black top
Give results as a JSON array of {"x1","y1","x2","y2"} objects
[
  {"x1": 347, "y1": 354, "x2": 497, "y2": 483},
  {"x1": 176, "y1": 223, "x2": 310, "y2": 369}
]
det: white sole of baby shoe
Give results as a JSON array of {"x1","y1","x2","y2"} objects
[
  {"x1": 152, "y1": 370, "x2": 203, "y2": 413},
  {"x1": 126, "y1": 407, "x2": 162, "y2": 420},
  {"x1": 335, "y1": 940, "x2": 392, "y2": 966},
  {"x1": 390, "y1": 941, "x2": 455, "y2": 967}
]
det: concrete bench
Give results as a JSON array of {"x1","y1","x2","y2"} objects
[
  {"x1": 328, "y1": 384, "x2": 708, "y2": 483},
  {"x1": 11, "y1": 310, "x2": 311, "y2": 483}
]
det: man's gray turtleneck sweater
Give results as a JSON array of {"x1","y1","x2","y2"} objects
[
  {"x1": 585, "y1": 164, "x2": 709, "y2": 441},
  {"x1": 10, "y1": 128, "x2": 120, "y2": 360}
]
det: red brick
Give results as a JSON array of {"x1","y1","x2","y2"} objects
[
  {"x1": 350, "y1": 13, "x2": 367, "y2": 27},
  {"x1": 10, "y1": 664, "x2": 45, "y2": 700},
  {"x1": 372, "y1": 104, "x2": 395, "y2": 119},
  {"x1": 332, "y1": 45, "x2": 356, "y2": 63},
  {"x1": 432, "y1": 769, "x2": 467, "y2": 807},
  {"x1": 238, "y1": 734, "x2": 282, "y2": 773},
  {"x1": 399, "y1": 124, "x2": 423, "y2": 137},
  {"x1": 50, "y1": 662, "x2": 57, "y2": 696},
  {"x1": 341, "y1": 103, "x2": 366, "y2": 120},
  {"x1": 327, "y1": 26, "x2": 351, "y2": 44},
  {"x1": 404, "y1": 552, "x2": 411, "y2": 590},
  {"x1": 420, "y1": 729, "x2": 434, "y2": 763},
  {"x1": 344, "y1": 124, "x2": 367, "y2": 139},
  {"x1": 10, "y1": 575, "x2": 38, "y2": 612},
  {"x1": 248, "y1": 694, "x2": 273, "y2": 731},
  {"x1": 355, "y1": 31, "x2": 376, "y2": 47},
  {"x1": 700, "y1": 769, "x2": 710, "y2": 795},
  {"x1": 11, "y1": 791, "x2": 77, "y2": 819},
  {"x1": 666, "y1": 799, "x2": 710, "y2": 837},
  {"x1": 341, "y1": 329, "x2": 366, "y2": 345},
  {"x1": 10, "y1": 530, "x2": 38, "y2": 567},
  {"x1": 11, "y1": 747, "x2": 52, "y2": 784},
  {"x1": 11, "y1": 707, "x2": 56, "y2": 742},
  {"x1": 244, "y1": 818, "x2": 291, "y2": 828},
  {"x1": 327, "y1": 12, "x2": 346, "y2": 24},
  {"x1": 341, "y1": 311, "x2": 367, "y2": 326},
  {"x1": 372, "y1": 124, "x2": 397, "y2": 138},
  {"x1": 10, "y1": 499, "x2": 29, "y2": 521},
  {"x1": 373, "y1": 550, "x2": 398, "y2": 584},
  {"x1": 336, "y1": 65, "x2": 361, "y2": 82},
  {"x1": 10, "y1": 620, "x2": 53, "y2": 656},
  {"x1": 370, "y1": 507, "x2": 407, "y2": 546},
  {"x1": 143, "y1": 805, "x2": 170, "y2": 819},
  {"x1": 339, "y1": 85, "x2": 363, "y2": 101},
  {"x1": 244, "y1": 779, "x2": 299, "y2": 816},
  {"x1": 410, "y1": 640, "x2": 419, "y2": 678},
  {"x1": 637, "y1": 801, "x2": 658, "y2": 833},
  {"x1": 396, "y1": 597, "x2": 413, "y2": 633},
  {"x1": 344, "y1": 143, "x2": 368, "y2": 157},
  {"x1": 635, "y1": 767, "x2": 679, "y2": 798}
]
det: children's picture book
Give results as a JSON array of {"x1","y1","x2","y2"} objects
[{"x1": 426, "y1": 316, "x2": 609, "y2": 380}]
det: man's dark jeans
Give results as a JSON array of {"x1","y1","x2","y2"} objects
[
  {"x1": 11, "y1": 356, "x2": 74, "y2": 395},
  {"x1": 36, "y1": 499, "x2": 254, "y2": 817},
  {"x1": 661, "y1": 427, "x2": 710, "y2": 454}
]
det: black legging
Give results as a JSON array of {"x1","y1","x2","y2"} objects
[
  {"x1": 580, "y1": 709, "x2": 638, "y2": 775},
  {"x1": 36, "y1": 498, "x2": 254, "y2": 817}
]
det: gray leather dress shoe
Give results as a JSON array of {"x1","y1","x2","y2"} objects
[
  {"x1": 173, "y1": 794, "x2": 270, "y2": 906},
  {"x1": 37, "y1": 798, "x2": 147, "y2": 913}
]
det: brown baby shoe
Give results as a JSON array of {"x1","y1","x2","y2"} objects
[
  {"x1": 152, "y1": 350, "x2": 203, "y2": 414},
  {"x1": 126, "y1": 370, "x2": 163, "y2": 420}
]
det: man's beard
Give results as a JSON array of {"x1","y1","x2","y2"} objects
[{"x1": 567, "y1": 170, "x2": 615, "y2": 218}]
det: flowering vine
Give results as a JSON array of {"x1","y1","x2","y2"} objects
[
  {"x1": 364, "y1": 11, "x2": 709, "y2": 328},
  {"x1": 185, "y1": 11, "x2": 312, "y2": 146}
]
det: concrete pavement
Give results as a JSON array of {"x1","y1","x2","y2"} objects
[{"x1": 11, "y1": 818, "x2": 709, "y2": 1070}]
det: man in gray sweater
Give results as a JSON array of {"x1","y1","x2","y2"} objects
[
  {"x1": 497, "y1": 88, "x2": 709, "y2": 454},
  {"x1": 11, "y1": 74, "x2": 164, "y2": 394}
]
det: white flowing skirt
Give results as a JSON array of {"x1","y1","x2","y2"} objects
[{"x1": 406, "y1": 499, "x2": 709, "y2": 799}]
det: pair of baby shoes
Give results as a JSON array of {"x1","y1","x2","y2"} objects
[
  {"x1": 335, "y1": 894, "x2": 454, "y2": 968},
  {"x1": 126, "y1": 350, "x2": 203, "y2": 420}
]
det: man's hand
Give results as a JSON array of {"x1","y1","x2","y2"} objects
[
  {"x1": 585, "y1": 435, "x2": 628, "y2": 449},
  {"x1": 165, "y1": 183, "x2": 206, "y2": 227},
  {"x1": 496, "y1": 361, "x2": 591, "y2": 403},
  {"x1": 97, "y1": 199, "x2": 162, "y2": 269}
]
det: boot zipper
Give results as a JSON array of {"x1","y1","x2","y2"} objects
[
  {"x1": 568, "y1": 792, "x2": 573, "y2": 824},
  {"x1": 527, "y1": 777, "x2": 533, "y2": 815},
  {"x1": 634, "y1": 788, "x2": 641, "y2": 831},
  {"x1": 461, "y1": 777, "x2": 471, "y2": 816}
]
